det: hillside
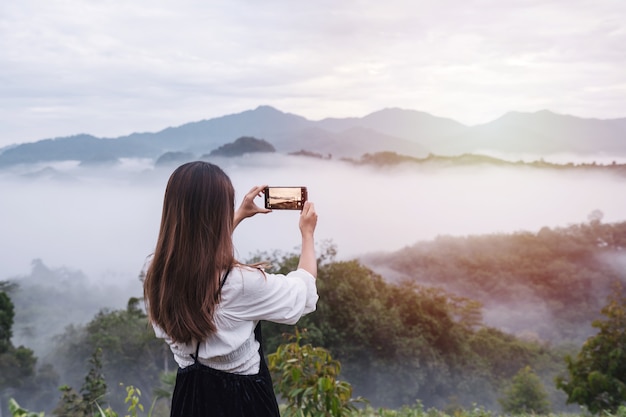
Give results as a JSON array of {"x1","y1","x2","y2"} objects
[{"x1": 360, "y1": 220, "x2": 626, "y2": 345}]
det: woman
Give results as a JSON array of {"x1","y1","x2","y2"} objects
[{"x1": 143, "y1": 161, "x2": 318, "y2": 416}]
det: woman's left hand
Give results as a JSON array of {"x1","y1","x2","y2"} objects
[{"x1": 234, "y1": 185, "x2": 271, "y2": 228}]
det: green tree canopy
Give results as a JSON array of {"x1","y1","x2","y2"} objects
[
  {"x1": 499, "y1": 365, "x2": 550, "y2": 414},
  {"x1": 556, "y1": 283, "x2": 626, "y2": 413},
  {"x1": 257, "y1": 247, "x2": 560, "y2": 410},
  {"x1": 0, "y1": 291, "x2": 37, "y2": 398},
  {"x1": 0, "y1": 291, "x2": 15, "y2": 353}
]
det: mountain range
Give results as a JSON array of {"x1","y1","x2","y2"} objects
[{"x1": 1, "y1": 105, "x2": 625, "y2": 167}]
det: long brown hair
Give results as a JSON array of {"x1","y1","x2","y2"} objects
[{"x1": 144, "y1": 161, "x2": 235, "y2": 344}]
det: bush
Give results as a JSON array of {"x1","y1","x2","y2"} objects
[
  {"x1": 268, "y1": 330, "x2": 365, "y2": 416},
  {"x1": 498, "y1": 365, "x2": 550, "y2": 414}
]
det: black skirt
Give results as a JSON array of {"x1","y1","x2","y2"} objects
[{"x1": 170, "y1": 324, "x2": 280, "y2": 417}]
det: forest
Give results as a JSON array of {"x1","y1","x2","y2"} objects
[
  {"x1": 1, "y1": 219, "x2": 625, "y2": 415},
  {"x1": 361, "y1": 216, "x2": 626, "y2": 345}
]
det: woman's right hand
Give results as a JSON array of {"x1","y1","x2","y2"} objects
[{"x1": 299, "y1": 201, "x2": 317, "y2": 236}]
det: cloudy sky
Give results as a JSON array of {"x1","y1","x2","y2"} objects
[{"x1": 1, "y1": 0, "x2": 625, "y2": 148}]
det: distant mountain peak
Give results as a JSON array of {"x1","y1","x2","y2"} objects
[
  {"x1": 226, "y1": 105, "x2": 310, "y2": 125},
  {"x1": 248, "y1": 104, "x2": 309, "y2": 120},
  {"x1": 253, "y1": 104, "x2": 281, "y2": 113},
  {"x1": 369, "y1": 106, "x2": 411, "y2": 114},
  {"x1": 363, "y1": 107, "x2": 468, "y2": 128},
  {"x1": 366, "y1": 107, "x2": 437, "y2": 118}
]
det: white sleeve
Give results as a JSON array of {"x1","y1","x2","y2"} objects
[{"x1": 222, "y1": 267, "x2": 318, "y2": 325}]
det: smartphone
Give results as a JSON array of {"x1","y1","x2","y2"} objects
[{"x1": 264, "y1": 186, "x2": 308, "y2": 210}]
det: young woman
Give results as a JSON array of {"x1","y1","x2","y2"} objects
[{"x1": 143, "y1": 161, "x2": 318, "y2": 416}]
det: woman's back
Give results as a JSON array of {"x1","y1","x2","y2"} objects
[{"x1": 153, "y1": 265, "x2": 317, "y2": 374}]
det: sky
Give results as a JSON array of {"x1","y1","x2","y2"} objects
[{"x1": 1, "y1": 0, "x2": 625, "y2": 148}]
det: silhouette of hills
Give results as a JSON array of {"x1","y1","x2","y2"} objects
[{"x1": 0, "y1": 105, "x2": 624, "y2": 167}]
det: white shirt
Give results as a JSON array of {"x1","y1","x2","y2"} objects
[{"x1": 153, "y1": 266, "x2": 318, "y2": 375}]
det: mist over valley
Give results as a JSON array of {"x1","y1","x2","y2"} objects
[{"x1": 2, "y1": 153, "x2": 625, "y2": 283}]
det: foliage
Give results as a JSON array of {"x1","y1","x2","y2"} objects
[
  {"x1": 362, "y1": 220, "x2": 626, "y2": 345},
  {"x1": 82, "y1": 348, "x2": 108, "y2": 411},
  {"x1": 344, "y1": 402, "x2": 496, "y2": 417},
  {"x1": 268, "y1": 329, "x2": 364, "y2": 416},
  {"x1": 8, "y1": 398, "x2": 45, "y2": 417},
  {"x1": 608, "y1": 406, "x2": 626, "y2": 417},
  {"x1": 0, "y1": 290, "x2": 38, "y2": 399},
  {"x1": 261, "y1": 250, "x2": 563, "y2": 410},
  {"x1": 47, "y1": 298, "x2": 168, "y2": 413},
  {"x1": 52, "y1": 385, "x2": 91, "y2": 417},
  {"x1": 0, "y1": 291, "x2": 15, "y2": 353},
  {"x1": 556, "y1": 283, "x2": 626, "y2": 414},
  {"x1": 0, "y1": 344, "x2": 37, "y2": 392},
  {"x1": 498, "y1": 366, "x2": 551, "y2": 414},
  {"x1": 6, "y1": 221, "x2": 626, "y2": 413},
  {"x1": 9, "y1": 384, "x2": 154, "y2": 417},
  {"x1": 52, "y1": 347, "x2": 107, "y2": 417},
  {"x1": 0, "y1": 280, "x2": 19, "y2": 293},
  {"x1": 123, "y1": 385, "x2": 144, "y2": 417},
  {"x1": 208, "y1": 136, "x2": 276, "y2": 157},
  {"x1": 49, "y1": 347, "x2": 157, "y2": 417}
]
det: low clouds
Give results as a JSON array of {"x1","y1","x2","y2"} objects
[
  {"x1": 1, "y1": 156, "x2": 625, "y2": 286},
  {"x1": 1, "y1": 0, "x2": 625, "y2": 147}
]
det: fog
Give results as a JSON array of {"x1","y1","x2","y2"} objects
[{"x1": 2, "y1": 154, "x2": 625, "y2": 289}]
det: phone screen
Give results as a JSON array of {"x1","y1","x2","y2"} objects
[{"x1": 264, "y1": 186, "x2": 307, "y2": 210}]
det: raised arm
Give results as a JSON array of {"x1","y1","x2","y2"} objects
[{"x1": 297, "y1": 201, "x2": 318, "y2": 278}]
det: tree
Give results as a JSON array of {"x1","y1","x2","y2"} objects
[
  {"x1": 49, "y1": 298, "x2": 168, "y2": 412},
  {"x1": 556, "y1": 283, "x2": 626, "y2": 413},
  {"x1": 53, "y1": 348, "x2": 108, "y2": 417},
  {"x1": 0, "y1": 291, "x2": 37, "y2": 394},
  {"x1": 0, "y1": 291, "x2": 14, "y2": 353},
  {"x1": 499, "y1": 365, "x2": 550, "y2": 414}
]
